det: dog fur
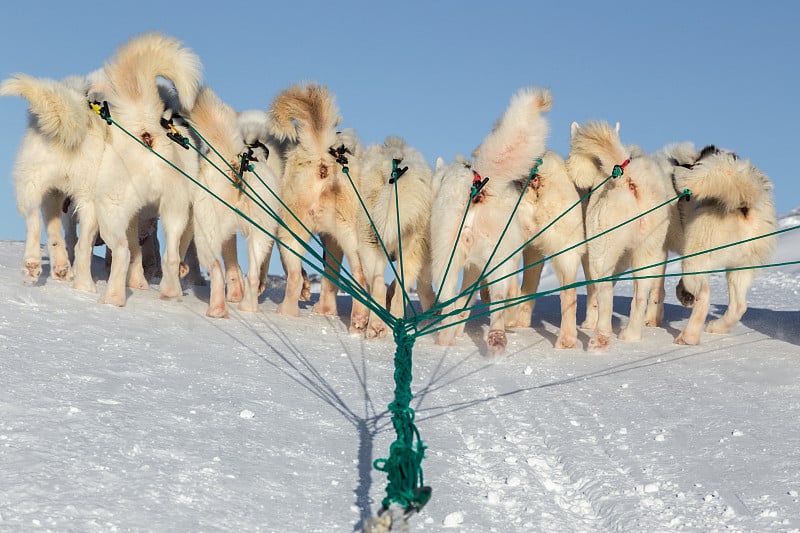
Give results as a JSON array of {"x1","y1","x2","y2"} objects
[
  {"x1": 672, "y1": 146, "x2": 776, "y2": 344},
  {"x1": 507, "y1": 150, "x2": 586, "y2": 349},
  {"x1": 1, "y1": 72, "x2": 108, "y2": 286},
  {"x1": 89, "y1": 32, "x2": 202, "y2": 306},
  {"x1": 430, "y1": 87, "x2": 552, "y2": 355},
  {"x1": 268, "y1": 83, "x2": 369, "y2": 332},
  {"x1": 567, "y1": 120, "x2": 671, "y2": 351},
  {"x1": 356, "y1": 135, "x2": 435, "y2": 338}
]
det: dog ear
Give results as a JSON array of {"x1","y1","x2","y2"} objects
[{"x1": 570, "y1": 121, "x2": 580, "y2": 139}]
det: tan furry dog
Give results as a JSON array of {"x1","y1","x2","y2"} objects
[
  {"x1": 430, "y1": 87, "x2": 552, "y2": 355},
  {"x1": 1, "y1": 72, "x2": 109, "y2": 287},
  {"x1": 183, "y1": 86, "x2": 277, "y2": 317},
  {"x1": 356, "y1": 136, "x2": 435, "y2": 339},
  {"x1": 268, "y1": 83, "x2": 369, "y2": 332},
  {"x1": 567, "y1": 121, "x2": 671, "y2": 351},
  {"x1": 507, "y1": 150, "x2": 586, "y2": 349},
  {"x1": 672, "y1": 146, "x2": 776, "y2": 345}
]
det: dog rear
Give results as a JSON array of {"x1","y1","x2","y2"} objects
[
  {"x1": 673, "y1": 148, "x2": 776, "y2": 345},
  {"x1": 431, "y1": 86, "x2": 552, "y2": 355}
]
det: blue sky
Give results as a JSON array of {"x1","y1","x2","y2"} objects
[{"x1": 1, "y1": 0, "x2": 797, "y2": 248}]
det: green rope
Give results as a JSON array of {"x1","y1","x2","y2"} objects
[
  {"x1": 183, "y1": 123, "x2": 374, "y2": 307},
  {"x1": 334, "y1": 153, "x2": 414, "y2": 324},
  {"x1": 373, "y1": 322, "x2": 430, "y2": 512}
]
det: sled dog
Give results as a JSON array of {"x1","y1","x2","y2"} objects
[
  {"x1": 672, "y1": 146, "x2": 776, "y2": 344},
  {"x1": 430, "y1": 87, "x2": 552, "y2": 355}
]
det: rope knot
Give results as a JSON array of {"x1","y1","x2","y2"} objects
[
  {"x1": 611, "y1": 158, "x2": 630, "y2": 179},
  {"x1": 328, "y1": 144, "x2": 351, "y2": 167},
  {"x1": 470, "y1": 170, "x2": 489, "y2": 201},
  {"x1": 159, "y1": 116, "x2": 190, "y2": 150},
  {"x1": 389, "y1": 158, "x2": 409, "y2": 184},
  {"x1": 88, "y1": 100, "x2": 112, "y2": 125}
]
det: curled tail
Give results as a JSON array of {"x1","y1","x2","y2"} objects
[
  {"x1": 267, "y1": 83, "x2": 342, "y2": 152},
  {"x1": 104, "y1": 32, "x2": 202, "y2": 113},
  {"x1": 1, "y1": 73, "x2": 91, "y2": 151},
  {"x1": 566, "y1": 120, "x2": 629, "y2": 189},
  {"x1": 674, "y1": 150, "x2": 773, "y2": 213},
  {"x1": 472, "y1": 87, "x2": 552, "y2": 183}
]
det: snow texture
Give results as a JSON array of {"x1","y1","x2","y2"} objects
[{"x1": 0, "y1": 222, "x2": 799, "y2": 532}]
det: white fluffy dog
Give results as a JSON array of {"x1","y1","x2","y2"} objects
[
  {"x1": 507, "y1": 150, "x2": 586, "y2": 349},
  {"x1": 567, "y1": 121, "x2": 671, "y2": 351},
  {"x1": 672, "y1": 146, "x2": 776, "y2": 345},
  {"x1": 268, "y1": 83, "x2": 369, "y2": 332},
  {"x1": 1, "y1": 72, "x2": 108, "y2": 286},
  {"x1": 90, "y1": 32, "x2": 202, "y2": 306},
  {"x1": 356, "y1": 136, "x2": 435, "y2": 338},
  {"x1": 430, "y1": 87, "x2": 552, "y2": 355}
]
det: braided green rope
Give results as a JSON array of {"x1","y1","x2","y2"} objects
[{"x1": 372, "y1": 322, "x2": 430, "y2": 512}]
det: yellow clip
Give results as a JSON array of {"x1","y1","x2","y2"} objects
[{"x1": 89, "y1": 102, "x2": 102, "y2": 115}]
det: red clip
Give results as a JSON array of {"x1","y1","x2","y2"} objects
[{"x1": 472, "y1": 170, "x2": 483, "y2": 186}]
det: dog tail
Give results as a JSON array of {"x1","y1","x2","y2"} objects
[
  {"x1": 267, "y1": 83, "x2": 341, "y2": 152},
  {"x1": 1, "y1": 73, "x2": 92, "y2": 151},
  {"x1": 674, "y1": 150, "x2": 773, "y2": 213},
  {"x1": 104, "y1": 32, "x2": 202, "y2": 113},
  {"x1": 188, "y1": 86, "x2": 241, "y2": 161},
  {"x1": 471, "y1": 87, "x2": 552, "y2": 184},
  {"x1": 567, "y1": 121, "x2": 629, "y2": 189}
]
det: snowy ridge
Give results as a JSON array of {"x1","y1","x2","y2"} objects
[{"x1": 0, "y1": 234, "x2": 799, "y2": 532}]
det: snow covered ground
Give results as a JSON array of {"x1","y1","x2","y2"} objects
[{"x1": 1, "y1": 225, "x2": 799, "y2": 532}]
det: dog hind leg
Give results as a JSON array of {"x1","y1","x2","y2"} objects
[{"x1": 705, "y1": 269, "x2": 753, "y2": 334}]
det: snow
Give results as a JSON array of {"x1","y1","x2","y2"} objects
[{"x1": 1, "y1": 224, "x2": 799, "y2": 532}]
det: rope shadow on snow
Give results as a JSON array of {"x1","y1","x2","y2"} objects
[
  {"x1": 189, "y1": 301, "x2": 397, "y2": 532},
  {"x1": 413, "y1": 334, "x2": 773, "y2": 425}
]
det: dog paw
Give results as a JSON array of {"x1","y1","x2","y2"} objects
[
  {"x1": 73, "y1": 279, "x2": 97, "y2": 293},
  {"x1": 555, "y1": 333, "x2": 578, "y2": 349},
  {"x1": 435, "y1": 329, "x2": 457, "y2": 347},
  {"x1": 277, "y1": 301, "x2": 300, "y2": 317},
  {"x1": 704, "y1": 319, "x2": 731, "y2": 334},
  {"x1": 51, "y1": 262, "x2": 74, "y2": 281},
  {"x1": 487, "y1": 329, "x2": 508, "y2": 355},
  {"x1": 127, "y1": 274, "x2": 149, "y2": 291},
  {"x1": 366, "y1": 321, "x2": 388, "y2": 340},
  {"x1": 206, "y1": 304, "x2": 229, "y2": 319},
  {"x1": 588, "y1": 332, "x2": 611, "y2": 352},
  {"x1": 23, "y1": 259, "x2": 42, "y2": 281},
  {"x1": 312, "y1": 302, "x2": 338, "y2": 316},
  {"x1": 349, "y1": 314, "x2": 369, "y2": 335},
  {"x1": 618, "y1": 326, "x2": 641, "y2": 342},
  {"x1": 99, "y1": 291, "x2": 126, "y2": 307},
  {"x1": 675, "y1": 331, "x2": 700, "y2": 345}
]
